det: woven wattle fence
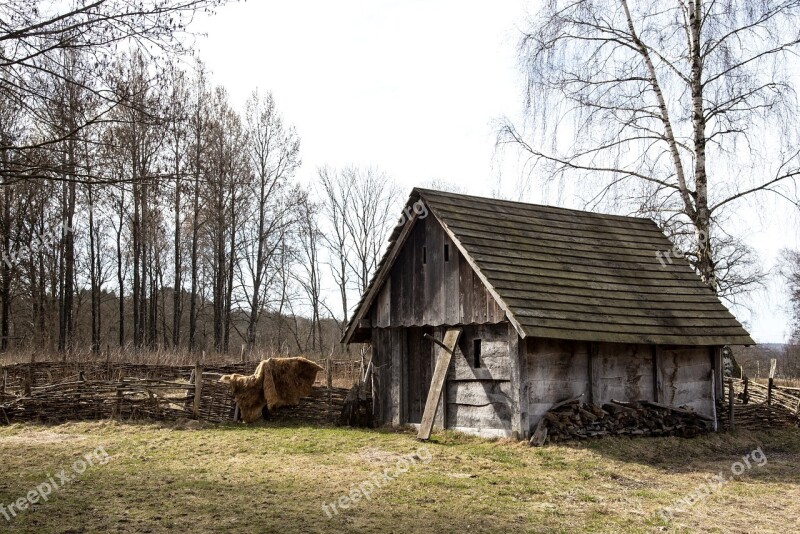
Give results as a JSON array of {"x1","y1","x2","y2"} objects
[
  {"x1": 719, "y1": 377, "x2": 800, "y2": 431},
  {"x1": 0, "y1": 361, "x2": 355, "y2": 426}
]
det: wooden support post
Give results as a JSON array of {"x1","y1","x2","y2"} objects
[
  {"x1": 193, "y1": 362, "x2": 203, "y2": 419},
  {"x1": 240, "y1": 344, "x2": 246, "y2": 363},
  {"x1": 418, "y1": 328, "x2": 461, "y2": 441},
  {"x1": 588, "y1": 342, "x2": 600, "y2": 405},
  {"x1": 508, "y1": 323, "x2": 529, "y2": 440},
  {"x1": 0, "y1": 364, "x2": 5, "y2": 396},
  {"x1": 728, "y1": 378, "x2": 734, "y2": 431},
  {"x1": 652, "y1": 345, "x2": 662, "y2": 403}
]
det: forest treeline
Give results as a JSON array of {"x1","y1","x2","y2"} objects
[
  {"x1": 0, "y1": 3, "x2": 402, "y2": 358},
  {"x1": 2, "y1": 1, "x2": 800, "y2": 363}
]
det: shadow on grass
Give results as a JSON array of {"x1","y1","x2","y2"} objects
[{"x1": 559, "y1": 427, "x2": 800, "y2": 482}]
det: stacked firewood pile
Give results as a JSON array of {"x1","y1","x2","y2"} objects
[{"x1": 532, "y1": 399, "x2": 713, "y2": 445}]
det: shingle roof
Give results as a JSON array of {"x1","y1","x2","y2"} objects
[{"x1": 343, "y1": 188, "x2": 754, "y2": 346}]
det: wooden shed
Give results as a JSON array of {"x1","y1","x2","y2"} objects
[{"x1": 342, "y1": 189, "x2": 754, "y2": 439}]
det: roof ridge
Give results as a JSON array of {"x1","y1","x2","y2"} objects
[{"x1": 413, "y1": 187, "x2": 655, "y2": 224}]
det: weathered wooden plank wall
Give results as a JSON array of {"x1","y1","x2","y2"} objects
[
  {"x1": 370, "y1": 328, "x2": 393, "y2": 425},
  {"x1": 370, "y1": 216, "x2": 504, "y2": 328},
  {"x1": 527, "y1": 338, "x2": 590, "y2": 427},
  {"x1": 445, "y1": 324, "x2": 512, "y2": 434},
  {"x1": 593, "y1": 342, "x2": 655, "y2": 403},
  {"x1": 659, "y1": 346, "x2": 714, "y2": 417},
  {"x1": 526, "y1": 339, "x2": 716, "y2": 431}
]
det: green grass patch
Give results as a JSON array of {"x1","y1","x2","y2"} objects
[{"x1": 0, "y1": 421, "x2": 797, "y2": 533}]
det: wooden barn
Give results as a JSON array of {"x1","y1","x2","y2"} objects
[{"x1": 342, "y1": 189, "x2": 754, "y2": 439}]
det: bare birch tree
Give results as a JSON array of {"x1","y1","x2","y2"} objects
[{"x1": 500, "y1": 0, "x2": 800, "y2": 299}]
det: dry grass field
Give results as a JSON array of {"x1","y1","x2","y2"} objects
[{"x1": 0, "y1": 421, "x2": 798, "y2": 533}]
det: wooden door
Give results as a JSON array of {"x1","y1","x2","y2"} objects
[{"x1": 405, "y1": 326, "x2": 434, "y2": 424}]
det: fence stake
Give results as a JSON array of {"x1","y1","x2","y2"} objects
[
  {"x1": 25, "y1": 352, "x2": 34, "y2": 396},
  {"x1": 193, "y1": 362, "x2": 203, "y2": 419},
  {"x1": 114, "y1": 370, "x2": 124, "y2": 419},
  {"x1": 326, "y1": 358, "x2": 333, "y2": 416},
  {"x1": 728, "y1": 378, "x2": 735, "y2": 431},
  {"x1": 767, "y1": 378, "x2": 773, "y2": 407},
  {"x1": 743, "y1": 377, "x2": 749, "y2": 405}
]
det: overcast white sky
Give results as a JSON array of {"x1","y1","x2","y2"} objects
[{"x1": 193, "y1": 1, "x2": 798, "y2": 344}]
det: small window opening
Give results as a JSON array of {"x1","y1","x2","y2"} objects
[
  {"x1": 422, "y1": 246, "x2": 427, "y2": 264},
  {"x1": 473, "y1": 339, "x2": 482, "y2": 368},
  {"x1": 444, "y1": 244, "x2": 450, "y2": 262}
]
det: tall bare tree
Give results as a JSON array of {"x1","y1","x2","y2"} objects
[
  {"x1": 186, "y1": 63, "x2": 210, "y2": 353},
  {"x1": 0, "y1": 0, "x2": 232, "y2": 184},
  {"x1": 241, "y1": 90, "x2": 302, "y2": 351},
  {"x1": 165, "y1": 65, "x2": 189, "y2": 349},
  {"x1": 500, "y1": 0, "x2": 800, "y2": 299},
  {"x1": 781, "y1": 249, "x2": 800, "y2": 343},
  {"x1": 295, "y1": 197, "x2": 323, "y2": 353},
  {"x1": 318, "y1": 166, "x2": 400, "y2": 332}
]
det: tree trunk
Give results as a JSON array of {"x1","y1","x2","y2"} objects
[
  {"x1": 689, "y1": 0, "x2": 715, "y2": 292},
  {"x1": 173, "y1": 167, "x2": 182, "y2": 348},
  {"x1": 116, "y1": 190, "x2": 125, "y2": 348}
]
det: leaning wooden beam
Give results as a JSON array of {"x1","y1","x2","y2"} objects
[{"x1": 417, "y1": 327, "x2": 462, "y2": 441}]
